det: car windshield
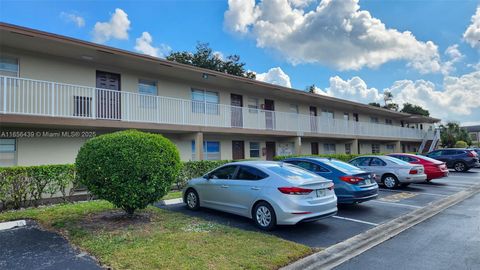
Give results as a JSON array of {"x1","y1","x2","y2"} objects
[
  {"x1": 320, "y1": 159, "x2": 362, "y2": 173},
  {"x1": 266, "y1": 164, "x2": 318, "y2": 181},
  {"x1": 383, "y1": 156, "x2": 411, "y2": 165}
]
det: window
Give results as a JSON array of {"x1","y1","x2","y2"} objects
[
  {"x1": 289, "y1": 104, "x2": 299, "y2": 114},
  {"x1": 323, "y1": 159, "x2": 363, "y2": 173},
  {"x1": 345, "y1": 143, "x2": 352, "y2": 154},
  {"x1": 0, "y1": 139, "x2": 16, "y2": 167},
  {"x1": 324, "y1": 143, "x2": 336, "y2": 154},
  {"x1": 209, "y1": 165, "x2": 237, "y2": 179},
  {"x1": 322, "y1": 109, "x2": 334, "y2": 119},
  {"x1": 266, "y1": 164, "x2": 318, "y2": 180},
  {"x1": 350, "y1": 157, "x2": 371, "y2": 167},
  {"x1": 192, "y1": 140, "x2": 221, "y2": 160},
  {"x1": 370, "y1": 158, "x2": 386, "y2": 166},
  {"x1": 385, "y1": 119, "x2": 393, "y2": 125},
  {"x1": 370, "y1": 117, "x2": 379, "y2": 123},
  {"x1": 191, "y1": 89, "x2": 219, "y2": 114},
  {"x1": 247, "y1": 97, "x2": 259, "y2": 113},
  {"x1": 291, "y1": 161, "x2": 329, "y2": 173},
  {"x1": 0, "y1": 56, "x2": 19, "y2": 77},
  {"x1": 386, "y1": 144, "x2": 395, "y2": 151},
  {"x1": 235, "y1": 166, "x2": 268, "y2": 180},
  {"x1": 428, "y1": 150, "x2": 442, "y2": 157},
  {"x1": 138, "y1": 79, "x2": 157, "y2": 108},
  {"x1": 343, "y1": 113, "x2": 349, "y2": 121},
  {"x1": 249, "y1": 142, "x2": 260, "y2": 158},
  {"x1": 372, "y1": 144, "x2": 380, "y2": 154}
]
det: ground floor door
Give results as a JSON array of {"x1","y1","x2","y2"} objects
[
  {"x1": 311, "y1": 142, "x2": 319, "y2": 155},
  {"x1": 231, "y1": 94, "x2": 243, "y2": 128},
  {"x1": 96, "y1": 71, "x2": 121, "y2": 119},
  {"x1": 266, "y1": 141, "x2": 276, "y2": 161},
  {"x1": 265, "y1": 99, "x2": 275, "y2": 130},
  {"x1": 232, "y1": 140, "x2": 245, "y2": 160}
]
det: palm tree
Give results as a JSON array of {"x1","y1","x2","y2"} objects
[{"x1": 383, "y1": 91, "x2": 393, "y2": 106}]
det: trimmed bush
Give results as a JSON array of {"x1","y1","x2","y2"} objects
[
  {"x1": 0, "y1": 164, "x2": 76, "y2": 211},
  {"x1": 177, "y1": 160, "x2": 231, "y2": 189},
  {"x1": 274, "y1": 153, "x2": 366, "y2": 162},
  {"x1": 75, "y1": 130, "x2": 181, "y2": 215},
  {"x1": 454, "y1": 140, "x2": 468, "y2": 148}
]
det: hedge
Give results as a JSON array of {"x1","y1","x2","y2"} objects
[
  {"x1": 176, "y1": 160, "x2": 231, "y2": 189},
  {"x1": 273, "y1": 154, "x2": 365, "y2": 162},
  {"x1": 0, "y1": 164, "x2": 77, "y2": 211}
]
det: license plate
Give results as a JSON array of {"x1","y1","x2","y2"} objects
[{"x1": 316, "y1": 189, "x2": 326, "y2": 197}]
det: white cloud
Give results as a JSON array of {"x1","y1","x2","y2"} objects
[
  {"x1": 442, "y1": 44, "x2": 464, "y2": 75},
  {"x1": 256, "y1": 67, "x2": 292, "y2": 87},
  {"x1": 463, "y1": 6, "x2": 480, "y2": 49},
  {"x1": 224, "y1": 0, "x2": 442, "y2": 73},
  {"x1": 92, "y1": 8, "x2": 130, "y2": 43},
  {"x1": 134, "y1": 32, "x2": 171, "y2": 58},
  {"x1": 60, "y1": 12, "x2": 85, "y2": 28},
  {"x1": 314, "y1": 71, "x2": 480, "y2": 122}
]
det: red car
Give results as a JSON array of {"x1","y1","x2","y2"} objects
[{"x1": 387, "y1": 153, "x2": 449, "y2": 181}]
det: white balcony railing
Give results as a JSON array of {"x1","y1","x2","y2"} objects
[{"x1": 0, "y1": 75, "x2": 431, "y2": 140}]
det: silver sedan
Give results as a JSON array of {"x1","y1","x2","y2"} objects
[
  {"x1": 348, "y1": 155, "x2": 427, "y2": 189},
  {"x1": 183, "y1": 161, "x2": 337, "y2": 230}
]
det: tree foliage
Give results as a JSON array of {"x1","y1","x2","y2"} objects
[
  {"x1": 439, "y1": 122, "x2": 472, "y2": 148},
  {"x1": 368, "y1": 102, "x2": 381, "y2": 107},
  {"x1": 400, "y1": 103, "x2": 430, "y2": 116},
  {"x1": 167, "y1": 42, "x2": 256, "y2": 79},
  {"x1": 76, "y1": 130, "x2": 181, "y2": 216}
]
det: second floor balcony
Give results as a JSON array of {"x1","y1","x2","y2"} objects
[{"x1": 0, "y1": 76, "x2": 432, "y2": 140}]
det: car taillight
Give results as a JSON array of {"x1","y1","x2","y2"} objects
[
  {"x1": 328, "y1": 184, "x2": 335, "y2": 190},
  {"x1": 339, "y1": 176, "x2": 363, "y2": 184},
  {"x1": 409, "y1": 169, "x2": 418, "y2": 174},
  {"x1": 278, "y1": 187, "x2": 313, "y2": 195}
]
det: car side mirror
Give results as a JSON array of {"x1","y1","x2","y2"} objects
[{"x1": 203, "y1": 174, "x2": 211, "y2": 180}]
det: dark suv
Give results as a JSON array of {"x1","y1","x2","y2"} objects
[{"x1": 426, "y1": 148, "x2": 479, "y2": 172}]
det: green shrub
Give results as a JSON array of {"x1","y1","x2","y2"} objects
[
  {"x1": 75, "y1": 130, "x2": 181, "y2": 215},
  {"x1": 0, "y1": 164, "x2": 76, "y2": 211},
  {"x1": 177, "y1": 160, "x2": 231, "y2": 189},
  {"x1": 274, "y1": 153, "x2": 366, "y2": 162},
  {"x1": 454, "y1": 140, "x2": 468, "y2": 148}
]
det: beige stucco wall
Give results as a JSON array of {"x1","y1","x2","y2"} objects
[{"x1": 17, "y1": 137, "x2": 87, "y2": 166}]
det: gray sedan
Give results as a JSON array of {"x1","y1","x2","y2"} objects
[
  {"x1": 348, "y1": 155, "x2": 427, "y2": 189},
  {"x1": 183, "y1": 161, "x2": 337, "y2": 230}
]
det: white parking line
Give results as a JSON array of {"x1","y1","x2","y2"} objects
[
  {"x1": 379, "y1": 189, "x2": 448, "y2": 197},
  {"x1": 332, "y1": 216, "x2": 379, "y2": 226},
  {"x1": 369, "y1": 200, "x2": 422, "y2": 209}
]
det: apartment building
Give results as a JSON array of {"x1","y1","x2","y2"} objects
[{"x1": 0, "y1": 23, "x2": 440, "y2": 167}]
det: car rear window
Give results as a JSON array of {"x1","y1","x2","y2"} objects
[
  {"x1": 383, "y1": 156, "x2": 411, "y2": 165},
  {"x1": 321, "y1": 159, "x2": 362, "y2": 173},
  {"x1": 266, "y1": 164, "x2": 318, "y2": 180},
  {"x1": 418, "y1": 155, "x2": 443, "y2": 164}
]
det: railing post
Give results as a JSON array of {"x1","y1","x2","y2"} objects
[
  {"x1": 182, "y1": 100, "x2": 186, "y2": 124},
  {"x1": 91, "y1": 87, "x2": 96, "y2": 119},
  {"x1": 50, "y1": 82, "x2": 55, "y2": 116}
]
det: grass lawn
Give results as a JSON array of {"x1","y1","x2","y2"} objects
[
  {"x1": 162, "y1": 190, "x2": 182, "y2": 200},
  {"x1": 0, "y1": 201, "x2": 312, "y2": 270}
]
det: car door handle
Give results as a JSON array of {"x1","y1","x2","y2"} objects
[
  {"x1": 251, "y1": 187, "x2": 260, "y2": 190},
  {"x1": 221, "y1": 185, "x2": 229, "y2": 188}
]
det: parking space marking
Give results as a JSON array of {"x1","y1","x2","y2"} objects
[
  {"x1": 379, "y1": 192, "x2": 417, "y2": 202},
  {"x1": 379, "y1": 189, "x2": 448, "y2": 197},
  {"x1": 332, "y1": 216, "x2": 379, "y2": 226},
  {"x1": 369, "y1": 200, "x2": 422, "y2": 209}
]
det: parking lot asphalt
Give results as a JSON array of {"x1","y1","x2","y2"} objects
[
  {"x1": 0, "y1": 221, "x2": 101, "y2": 270},
  {"x1": 159, "y1": 168, "x2": 480, "y2": 248}
]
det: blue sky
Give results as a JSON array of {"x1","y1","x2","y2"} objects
[{"x1": 1, "y1": 0, "x2": 479, "y2": 124}]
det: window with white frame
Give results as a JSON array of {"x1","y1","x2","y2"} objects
[
  {"x1": 138, "y1": 79, "x2": 157, "y2": 108},
  {"x1": 247, "y1": 97, "x2": 259, "y2": 113},
  {"x1": 324, "y1": 143, "x2": 336, "y2": 154},
  {"x1": 385, "y1": 119, "x2": 393, "y2": 125},
  {"x1": 0, "y1": 138, "x2": 16, "y2": 167},
  {"x1": 386, "y1": 144, "x2": 395, "y2": 151},
  {"x1": 372, "y1": 144, "x2": 380, "y2": 154},
  {"x1": 343, "y1": 113, "x2": 349, "y2": 121},
  {"x1": 191, "y1": 89, "x2": 219, "y2": 114},
  {"x1": 322, "y1": 109, "x2": 334, "y2": 119},
  {"x1": 345, "y1": 143, "x2": 352, "y2": 154},
  {"x1": 249, "y1": 142, "x2": 260, "y2": 158},
  {"x1": 0, "y1": 56, "x2": 19, "y2": 77},
  {"x1": 370, "y1": 117, "x2": 379, "y2": 123},
  {"x1": 192, "y1": 140, "x2": 221, "y2": 160},
  {"x1": 289, "y1": 104, "x2": 299, "y2": 114}
]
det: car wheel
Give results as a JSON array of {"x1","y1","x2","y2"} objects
[
  {"x1": 253, "y1": 202, "x2": 276, "y2": 231},
  {"x1": 382, "y1": 175, "x2": 399, "y2": 189},
  {"x1": 185, "y1": 189, "x2": 200, "y2": 210},
  {"x1": 453, "y1": 162, "x2": 467, "y2": 172}
]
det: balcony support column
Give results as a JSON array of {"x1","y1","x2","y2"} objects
[
  {"x1": 395, "y1": 140, "x2": 402, "y2": 153},
  {"x1": 195, "y1": 132, "x2": 204, "y2": 161},
  {"x1": 351, "y1": 139, "x2": 359, "y2": 154},
  {"x1": 294, "y1": 136, "x2": 302, "y2": 155}
]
